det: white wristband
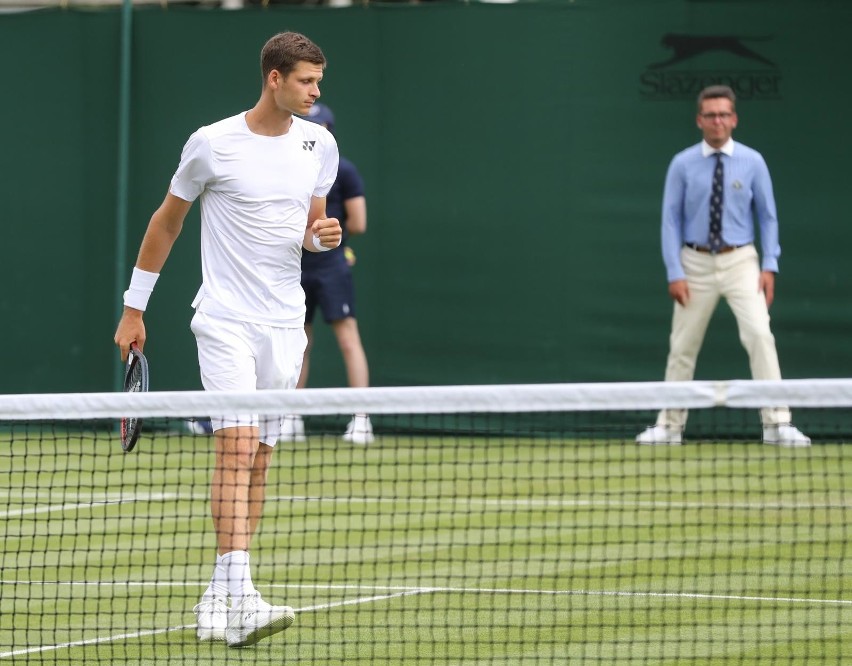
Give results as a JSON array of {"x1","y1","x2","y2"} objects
[
  {"x1": 123, "y1": 267, "x2": 160, "y2": 311},
  {"x1": 312, "y1": 234, "x2": 333, "y2": 252}
]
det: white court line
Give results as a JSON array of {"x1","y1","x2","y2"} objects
[
  {"x1": 3, "y1": 491, "x2": 850, "y2": 511},
  {"x1": 0, "y1": 624, "x2": 195, "y2": 659},
  {"x1": 0, "y1": 586, "x2": 431, "y2": 659},
  {"x1": 1, "y1": 581, "x2": 848, "y2": 659},
  {"x1": 0, "y1": 493, "x2": 178, "y2": 519},
  {"x1": 4, "y1": 579, "x2": 850, "y2": 606}
]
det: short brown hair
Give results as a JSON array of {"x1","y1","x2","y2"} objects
[
  {"x1": 260, "y1": 32, "x2": 326, "y2": 84},
  {"x1": 697, "y1": 85, "x2": 736, "y2": 113}
]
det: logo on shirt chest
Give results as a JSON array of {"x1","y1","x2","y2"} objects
[{"x1": 303, "y1": 140, "x2": 316, "y2": 151}]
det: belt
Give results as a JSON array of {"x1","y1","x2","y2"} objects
[{"x1": 684, "y1": 242, "x2": 750, "y2": 255}]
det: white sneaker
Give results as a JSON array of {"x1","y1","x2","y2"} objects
[
  {"x1": 763, "y1": 424, "x2": 811, "y2": 448},
  {"x1": 193, "y1": 595, "x2": 229, "y2": 642},
  {"x1": 635, "y1": 425, "x2": 682, "y2": 446},
  {"x1": 280, "y1": 415, "x2": 306, "y2": 443},
  {"x1": 343, "y1": 415, "x2": 374, "y2": 445},
  {"x1": 225, "y1": 592, "x2": 295, "y2": 648}
]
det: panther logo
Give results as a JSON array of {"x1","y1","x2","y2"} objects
[{"x1": 648, "y1": 34, "x2": 776, "y2": 69}]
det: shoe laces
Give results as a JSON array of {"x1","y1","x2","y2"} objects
[
  {"x1": 194, "y1": 597, "x2": 228, "y2": 613},
  {"x1": 237, "y1": 592, "x2": 270, "y2": 617}
]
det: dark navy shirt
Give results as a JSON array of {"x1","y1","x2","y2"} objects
[{"x1": 301, "y1": 156, "x2": 365, "y2": 275}]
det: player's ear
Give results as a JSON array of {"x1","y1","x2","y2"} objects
[{"x1": 267, "y1": 69, "x2": 281, "y2": 90}]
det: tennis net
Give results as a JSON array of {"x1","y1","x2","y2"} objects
[{"x1": 1, "y1": 379, "x2": 851, "y2": 664}]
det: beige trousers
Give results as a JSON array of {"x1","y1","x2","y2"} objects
[{"x1": 656, "y1": 244, "x2": 791, "y2": 430}]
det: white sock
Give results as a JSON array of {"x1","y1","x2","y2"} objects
[
  {"x1": 202, "y1": 553, "x2": 230, "y2": 601},
  {"x1": 220, "y1": 550, "x2": 256, "y2": 608}
]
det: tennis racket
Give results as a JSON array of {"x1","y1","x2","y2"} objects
[{"x1": 120, "y1": 342, "x2": 149, "y2": 453}]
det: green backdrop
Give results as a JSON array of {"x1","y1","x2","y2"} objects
[{"x1": 0, "y1": 0, "x2": 849, "y2": 395}]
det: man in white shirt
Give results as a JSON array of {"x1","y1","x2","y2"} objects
[{"x1": 114, "y1": 31, "x2": 342, "y2": 648}]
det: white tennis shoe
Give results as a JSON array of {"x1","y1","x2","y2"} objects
[
  {"x1": 763, "y1": 424, "x2": 811, "y2": 447},
  {"x1": 343, "y1": 415, "x2": 374, "y2": 445},
  {"x1": 635, "y1": 425, "x2": 683, "y2": 446},
  {"x1": 193, "y1": 595, "x2": 229, "y2": 642},
  {"x1": 225, "y1": 592, "x2": 295, "y2": 648}
]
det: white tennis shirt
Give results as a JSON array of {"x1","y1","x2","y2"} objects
[{"x1": 169, "y1": 111, "x2": 339, "y2": 327}]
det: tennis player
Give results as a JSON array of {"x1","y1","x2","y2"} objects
[{"x1": 113, "y1": 31, "x2": 341, "y2": 647}]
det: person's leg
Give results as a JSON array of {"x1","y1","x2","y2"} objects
[
  {"x1": 330, "y1": 317, "x2": 369, "y2": 389},
  {"x1": 223, "y1": 325, "x2": 305, "y2": 647},
  {"x1": 296, "y1": 323, "x2": 315, "y2": 390},
  {"x1": 330, "y1": 316, "x2": 374, "y2": 444},
  {"x1": 190, "y1": 312, "x2": 261, "y2": 639},
  {"x1": 213, "y1": 426, "x2": 260, "y2": 555},
  {"x1": 247, "y1": 442, "x2": 274, "y2": 544},
  {"x1": 720, "y1": 246, "x2": 791, "y2": 426},
  {"x1": 316, "y1": 269, "x2": 374, "y2": 443},
  {"x1": 656, "y1": 249, "x2": 721, "y2": 431}
]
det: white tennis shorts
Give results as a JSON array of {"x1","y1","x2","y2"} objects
[{"x1": 190, "y1": 310, "x2": 307, "y2": 445}]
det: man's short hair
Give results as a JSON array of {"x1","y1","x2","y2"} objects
[
  {"x1": 260, "y1": 31, "x2": 326, "y2": 84},
  {"x1": 697, "y1": 85, "x2": 736, "y2": 112}
]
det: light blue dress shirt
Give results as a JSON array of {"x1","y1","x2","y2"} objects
[{"x1": 661, "y1": 139, "x2": 781, "y2": 282}]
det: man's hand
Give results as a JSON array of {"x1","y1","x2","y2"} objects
[
  {"x1": 114, "y1": 308, "x2": 146, "y2": 362},
  {"x1": 759, "y1": 270, "x2": 775, "y2": 308},
  {"x1": 311, "y1": 217, "x2": 342, "y2": 250},
  {"x1": 668, "y1": 279, "x2": 690, "y2": 307}
]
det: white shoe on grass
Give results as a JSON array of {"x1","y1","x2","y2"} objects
[
  {"x1": 225, "y1": 592, "x2": 295, "y2": 648},
  {"x1": 343, "y1": 415, "x2": 374, "y2": 445},
  {"x1": 763, "y1": 424, "x2": 811, "y2": 447},
  {"x1": 193, "y1": 595, "x2": 228, "y2": 642},
  {"x1": 280, "y1": 415, "x2": 306, "y2": 443},
  {"x1": 635, "y1": 425, "x2": 682, "y2": 446}
]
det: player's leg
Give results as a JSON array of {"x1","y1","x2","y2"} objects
[
  {"x1": 219, "y1": 325, "x2": 307, "y2": 647},
  {"x1": 282, "y1": 276, "x2": 318, "y2": 440},
  {"x1": 721, "y1": 246, "x2": 808, "y2": 445},
  {"x1": 190, "y1": 311, "x2": 262, "y2": 641},
  {"x1": 297, "y1": 272, "x2": 319, "y2": 391},
  {"x1": 247, "y1": 442, "x2": 274, "y2": 544},
  {"x1": 296, "y1": 323, "x2": 315, "y2": 390},
  {"x1": 280, "y1": 323, "x2": 310, "y2": 441},
  {"x1": 213, "y1": 428, "x2": 266, "y2": 615}
]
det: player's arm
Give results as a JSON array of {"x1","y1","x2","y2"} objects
[
  {"x1": 114, "y1": 192, "x2": 193, "y2": 360},
  {"x1": 303, "y1": 195, "x2": 342, "y2": 252}
]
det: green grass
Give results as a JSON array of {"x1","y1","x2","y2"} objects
[{"x1": 1, "y1": 429, "x2": 850, "y2": 664}]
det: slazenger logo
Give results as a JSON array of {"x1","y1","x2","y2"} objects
[
  {"x1": 640, "y1": 33, "x2": 782, "y2": 101},
  {"x1": 303, "y1": 140, "x2": 316, "y2": 151}
]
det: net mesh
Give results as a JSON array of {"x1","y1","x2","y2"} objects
[{"x1": 1, "y1": 380, "x2": 850, "y2": 664}]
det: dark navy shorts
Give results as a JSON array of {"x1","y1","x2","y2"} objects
[{"x1": 302, "y1": 264, "x2": 357, "y2": 324}]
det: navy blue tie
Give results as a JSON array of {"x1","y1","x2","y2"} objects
[{"x1": 708, "y1": 153, "x2": 724, "y2": 252}]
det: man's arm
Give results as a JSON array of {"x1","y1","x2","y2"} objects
[
  {"x1": 343, "y1": 195, "x2": 367, "y2": 236},
  {"x1": 302, "y1": 195, "x2": 342, "y2": 252},
  {"x1": 752, "y1": 154, "x2": 781, "y2": 274},
  {"x1": 661, "y1": 157, "x2": 687, "y2": 283},
  {"x1": 113, "y1": 192, "x2": 193, "y2": 360}
]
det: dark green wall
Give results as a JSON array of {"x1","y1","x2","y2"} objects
[{"x1": 0, "y1": 1, "x2": 849, "y2": 394}]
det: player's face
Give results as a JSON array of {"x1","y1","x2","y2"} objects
[
  {"x1": 271, "y1": 61, "x2": 324, "y2": 117},
  {"x1": 696, "y1": 97, "x2": 738, "y2": 148}
]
